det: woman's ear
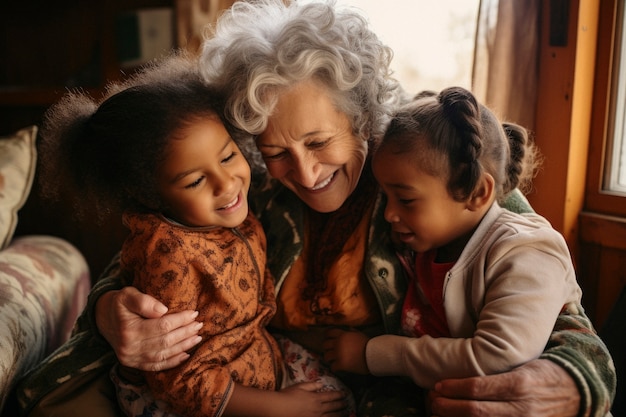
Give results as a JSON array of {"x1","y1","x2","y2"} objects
[{"x1": 467, "y1": 173, "x2": 495, "y2": 211}]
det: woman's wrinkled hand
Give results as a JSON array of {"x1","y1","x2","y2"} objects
[
  {"x1": 429, "y1": 359, "x2": 581, "y2": 417},
  {"x1": 95, "y1": 286, "x2": 203, "y2": 371}
]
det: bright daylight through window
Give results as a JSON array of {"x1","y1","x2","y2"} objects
[
  {"x1": 341, "y1": 0, "x2": 480, "y2": 94},
  {"x1": 606, "y1": 0, "x2": 626, "y2": 194}
]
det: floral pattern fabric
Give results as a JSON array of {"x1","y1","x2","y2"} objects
[
  {"x1": 0, "y1": 126, "x2": 37, "y2": 249},
  {"x1": 0, "y1": 235, "x2": 90, "y2": 411},
  {"x1": 111, "y1": 334, "x2": 356, "y2": 417}
]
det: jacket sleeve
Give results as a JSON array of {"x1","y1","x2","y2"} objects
[
  {"x1": 85, "y1": 252, "x2": 125, "y2": 344},
  {"x1": 366, "y1": 223, "x2": 617, "y2": 416},
  {"x1": 498, "y1": 196, "x2": 616, "y2": 415},
  {"x1": 540, "y1": 305, "x2": 616, "y2": 417},
  {"x1": 367, "y1": 234, "x2": 580, "y2": 385}
]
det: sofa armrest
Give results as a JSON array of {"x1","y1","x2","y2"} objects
[{"x1": 0, "y1": 235, "x2": 90, "y2": 411}]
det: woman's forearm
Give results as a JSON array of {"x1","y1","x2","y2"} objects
[{"x1": 540, "y1": 306, "x2": 616, "y2": 416}]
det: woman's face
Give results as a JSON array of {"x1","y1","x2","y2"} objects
[{"x1": 257, "y1": 80, "x2": 368, "y2": 213}]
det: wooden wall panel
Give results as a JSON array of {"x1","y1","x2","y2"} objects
[{"x1": 578, "y1": 212, "x2": 626, "y2": 327}]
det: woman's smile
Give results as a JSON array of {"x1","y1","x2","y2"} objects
[
  {"x1": 309, "y1": 172, "x2": 335, "y2": 191},
  {"x1": 258, "y1": 80, "x2": 368, "y2": 213}
]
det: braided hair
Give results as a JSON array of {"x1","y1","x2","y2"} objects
[{"x1": 380, "y1": 86, "x2": 539, "y2": 202}]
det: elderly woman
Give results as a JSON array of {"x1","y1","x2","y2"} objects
[{"x1": 18, "y1": 1, "x2": 615, "y2": 416}]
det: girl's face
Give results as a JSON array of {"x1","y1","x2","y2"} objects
[
  {"x1": 257, "y1": 80, "x2": 368, "y2": 213},
  {"x1": 372, "y1": 145, "x2": 481, "y2": 259},
  {"x1": 157, "y1": 116, "x2": 251, "y2": 228}
]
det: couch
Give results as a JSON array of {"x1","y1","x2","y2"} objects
[{"x1": 0, "y1": 126, "x2": 91, "y2": 416}]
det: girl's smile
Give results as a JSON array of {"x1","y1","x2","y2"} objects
[{"x1": 157, "y1": 116, "x2": 251, "y2": 228}]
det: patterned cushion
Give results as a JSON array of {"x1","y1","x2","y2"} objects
[
  {"x1": 0, "y1": 126, "x2": 37, "y2": 250},
  {"x1": 0, "y1": 235, "x2": 90, "y2": 411}
]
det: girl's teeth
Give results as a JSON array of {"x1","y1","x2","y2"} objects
[{"x1": 222, "y1": 195, "x2": 238, "y2": 209}]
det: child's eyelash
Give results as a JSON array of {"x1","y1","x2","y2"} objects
[
  {"x1": 224, "y1": 151, "x2": 239, "y2": 162},
  {"x1": 185, "y1": 177, "x2": 204, "y2": 189}
]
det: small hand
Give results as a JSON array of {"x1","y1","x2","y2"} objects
[
  {"x1": 279, "y1": 381, "x2": 349, "y2": 417},
  {"x1": 225, "y1": 381, "x2": 349, "y2": 417},
  {"x1": 96, "y1": 286, "x2": 203, "y2": 371}
]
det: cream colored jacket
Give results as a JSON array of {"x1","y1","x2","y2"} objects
[{"x1": 366, "y1": 203, "x2": 582, "y2": 389}]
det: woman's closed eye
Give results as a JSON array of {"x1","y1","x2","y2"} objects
[
  {"x1": 262, "y1": 150, "x2": 287, "y2": 161},
  {"x1": 306, "y1": 139, "x2": 329, "y2": 150},
  {"x1": 261, "y1": 139, "x2": 329, "y2": 161}
]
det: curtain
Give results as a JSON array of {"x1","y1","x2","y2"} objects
[{"x1": 472, "y1": 0, "x2": 541, "y2": 130}]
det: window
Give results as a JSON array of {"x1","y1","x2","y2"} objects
[
  {"x1": 340, "y1": 0, "x2": 480, "y2": 94},
  {"x1": 586, "y1": 0, "x2": 626, "y2": 216},
  {"x1": 605, "y1": 0, "x2": 626, "y2": 194}
]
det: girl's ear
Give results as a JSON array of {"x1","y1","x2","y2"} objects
[{"x1": 467, "y1": 173, "x2": 495, "y2": 211}]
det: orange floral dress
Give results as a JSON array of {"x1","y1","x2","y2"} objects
[{"x1": 119, "y1": 211, "x2": 282, "y2": 417}]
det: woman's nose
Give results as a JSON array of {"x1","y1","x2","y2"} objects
[{"x1": 291, "y1": 153, "x2": 320, "y2": 188}]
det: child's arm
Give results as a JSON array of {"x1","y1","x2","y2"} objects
[
  {"x1": 322, "y1": 329, "x2": 370, "y2": 375},
  {"x1": 326, "y1": 225, "x2": 583, "y2": 391},
  {"x1": 224, "y1": 381, "x2": 349, "y2": 417}
]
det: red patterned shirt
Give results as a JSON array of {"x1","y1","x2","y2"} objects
[{"x1": 400, "y1": 250, "x2": 453, "y2": 338}]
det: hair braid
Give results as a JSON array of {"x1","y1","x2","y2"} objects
[
  {"x1": 502, "y1": 122, "x2": 540, "y2": 195},
  {"x1": 438, "y1": 87, "x2": 484, "y2": 200}
]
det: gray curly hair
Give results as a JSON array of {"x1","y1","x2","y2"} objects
[{"x1": 199, "y1": 0, "x2": 404, "y2": 143}]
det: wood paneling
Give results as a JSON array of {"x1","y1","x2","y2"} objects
[
  {"x1": 529, "y1": 0, "x2": 599, "y2": 259},
  {"x1": 579, "y1": 212, "x2": 626, "y2": 327},
  {"x1": 579, "y1": 0, "x2": 626, "y2": 328}
]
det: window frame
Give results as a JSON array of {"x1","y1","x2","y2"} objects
[{"x1": 586, "y1": 0, "x2": 626, "y2": 216}]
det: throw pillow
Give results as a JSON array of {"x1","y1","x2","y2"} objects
[{"x1": 0, "y1": 126, "x2": 37, "y2": 250}]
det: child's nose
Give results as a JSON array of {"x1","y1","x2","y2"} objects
[{"x1": 212, "y1": 170, "x2": 237, "y2": 196}]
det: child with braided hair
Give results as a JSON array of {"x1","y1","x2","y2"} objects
[{"x1": 322, "y1": 86, "x2": 583, "y2": 396}]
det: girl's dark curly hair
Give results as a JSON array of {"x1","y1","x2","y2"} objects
[{"x1": 38, "y1": 52, "x2": 253, "y2": 221}]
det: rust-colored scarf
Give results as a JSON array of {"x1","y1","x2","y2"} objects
[{"x1": 303, "y1": 159, "x2": 378, "y2": 315}]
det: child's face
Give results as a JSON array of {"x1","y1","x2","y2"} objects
[
  {"x1": 373, "y1": 146, "x2": 480, "y2": 256},
  {"x1": 156, "y1": 116, "x2": 251, "y2": 228}
]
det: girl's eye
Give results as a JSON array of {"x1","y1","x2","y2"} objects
[
  {"x1": 399, "y1": 198, "x2": 415, "y2": 205},
  {"x1": 185, "y1": 176, "x2": 204, "y2": 189},
  {"x1": 222, "y1": 151, "x2": 236, "y2": 163}
]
